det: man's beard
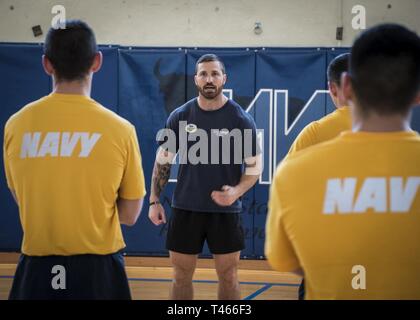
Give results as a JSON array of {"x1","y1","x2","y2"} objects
[{"x1": 197, "y1": 84, "x2": 223, "y2": 100}]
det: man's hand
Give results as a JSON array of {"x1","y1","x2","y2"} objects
[
  {"x1": 211, "y1": 185, "x2": 239, "y2": 207},
  {"x1": 148, "y1": 203, "x2": 167, "y2": 226}
]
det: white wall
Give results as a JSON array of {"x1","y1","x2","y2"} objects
[{"x1": 0, "y1": 0, "x2": 418, "y2": 47}]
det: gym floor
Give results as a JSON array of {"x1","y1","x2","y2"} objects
[{"x1": 0, "y1": 253, "x2": 301, "y2": 300}]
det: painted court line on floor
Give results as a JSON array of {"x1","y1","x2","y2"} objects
[
  {"x1": 0, "y1": 275, "x2": 298, "y2": 300},
  {"x1": 244, "y1": 284, "x2": 273, "y2": 300},
  {"x1": 0, "y1": 274, "x2": 300, "y2": 287}
]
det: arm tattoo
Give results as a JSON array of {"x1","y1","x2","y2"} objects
[{"x1": 152, "y1": 162, "x2": 172, "y2": 198}]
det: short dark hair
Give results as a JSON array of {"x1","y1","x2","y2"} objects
[
  {"x1": 327, "y1": 53, "x2": 349, "y2": 86},
  {"x1": 195, "y1": 54, "x2": 226, "y2": 74},
  {"x1": 44, "y1": 20, "x2": 97, "y2": 81},
  {"x1": 350, "y1": 24, "x2": 420, "y2": 115}
]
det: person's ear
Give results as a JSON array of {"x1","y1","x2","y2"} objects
[
  {"x1": 412, "y1": 91, "x2": 420, "y2": 107},
  {"x1": 223, "y1": 73, "x2": 227, "y2": 85},
  {"x1": 328, "y1": 81, "x2": 338, "y2": 99},
  {"x1": 42, "y1": 55, "x2": 54, "y2": 76},
  {"x1": 91, "y1": 51, "x2": 102, "y2": 73},
  {"x1": 341, "y1": 72, "x2": 353, "y2": 104}
]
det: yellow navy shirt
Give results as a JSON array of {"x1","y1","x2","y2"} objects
[
  {"x1": 3, "y1": 93, "x2": 146, "y2": 256},
  {"x1": 266, "y1": 131, "x2": 420, "y2": 299},
  {"x1": 288, "y1": 106, "x2": 351, "y2": 155}
]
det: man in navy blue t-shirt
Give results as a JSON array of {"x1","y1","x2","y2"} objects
[{"x1": 148, "y1": 54, "x2": 262, "y2": 300}]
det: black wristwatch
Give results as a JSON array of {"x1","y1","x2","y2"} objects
[{"x1": 149, "y1": 200, "x2": 160, "y2": 206}]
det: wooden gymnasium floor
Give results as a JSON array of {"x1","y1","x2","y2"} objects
[{"x1": 0, "y1": 253, "x2": 301, "y2": 300}]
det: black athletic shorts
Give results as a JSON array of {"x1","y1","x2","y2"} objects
[
  {"x1": 9, "y1": 252, "x2": 131, "y2": 300},
  {"x1": 166, "y1": 208, "x2": 245, "y2": 255}
]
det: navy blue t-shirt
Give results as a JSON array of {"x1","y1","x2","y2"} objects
[{"x1": 158, "y1": 98, "x2": 260, "y2": 213}]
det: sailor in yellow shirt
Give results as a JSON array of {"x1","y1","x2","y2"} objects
[
  {"x1": 266, "y1": 24, "x2": 420, "y2": 299},
  {"x1": 3, "y1": 20, "x2": 146, "y2": 300},
  {"x1": 288, "y1": 53, "x2": 351, "y2": 155},
  {"x1": 288, "y1": 53, "x2": 350, "y2": 299}
]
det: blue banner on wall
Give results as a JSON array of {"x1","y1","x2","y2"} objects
[
  {"x1": 0, "y1": 44, "x2": 50, "y2": 250},
  {"x1": 1, "y1": 44, "x2": 418, "y2": 259},
  {"x1": 118, "y1": 49, "x2": 186, "y2": 254}
]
